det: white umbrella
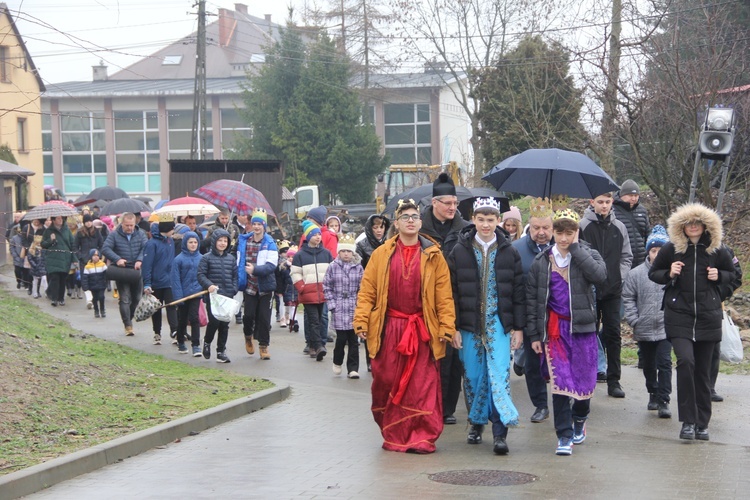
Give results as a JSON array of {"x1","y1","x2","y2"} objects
[{"x1": 155, "y1": 196, "x2": 219, "y2": 217}]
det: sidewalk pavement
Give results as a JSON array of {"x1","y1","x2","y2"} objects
[{"x1": 2, "y1": 270, "x2": 750, "y2": 499}]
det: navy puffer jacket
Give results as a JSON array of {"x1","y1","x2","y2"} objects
[
  {"x1": 197, "y1": 229, "x2": 238, "y2": 298},
  {"x1": 171, "y1": 232, "x2": 203, "y2": 301}
]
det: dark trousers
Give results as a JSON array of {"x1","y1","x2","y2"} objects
[
  {"x1": 441, "y1": 344, "x2": 463, "y2": 418},
  {"x1": 151, "y1": 287, "x2": 178, "y2": 335},
  {"x1": 177, "y1": 297, "x2": 201, "y2": 346},
  {"x1": 274, "y1": 293, "x2": 282, "y2": 319},
  {"x1": 597, "y1": 296, "x2": 622, "y2": 384},
  {"x1": 523, "y1": 331, "x2": 548, "y2": 409},
  {"x1": 91, "y1": 289, "x2": 105, "y2": 315},
  {"x1": 47, "y1": 272, "x2": 67, "y2": 302},
  {"x1": 204, "y1": 298, "x2": 229, "y2": 352},
  {"x1": 243, "y1": 292, "x2": 273, "y2": 346},
  {"x1": 333, "y1": 329, "x2": 359, "y2": 373},
  {"x1": 115, "y1": 278, "x2": 142, "y2": 328},
  {"x1": 710, "y1": 342, "x2": 721, "y2": 390},
  {"x1": 14, "y1": 265, "x2": 30, "y2": 288},
  {"x1": 638, "y1": 339, "x2": 673, "y2": 403},
  {"x1": 553, "y1": 394, "x2": 590, "y2": 439},
  {"x1": 303, "y1": 303, "x2": 325, "y2": 349},
  {"x1": 671, "y1": 337, "x2": 715, "y2": 427}
]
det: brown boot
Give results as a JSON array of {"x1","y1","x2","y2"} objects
[
  {"x1": 259, "y1": 346, "x2": 270, "y2": 360},
  {"x1": 244, "y1": 335, "x2": 255, "y2": 355}
]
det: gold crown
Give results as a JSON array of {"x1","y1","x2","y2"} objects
[
  {"x1": 529, "y1": 197, "x2": 554, "y2": 219},
  {"x1": 553, "y1": 208, "x2": 580, "y2": 223},
  {"x1": 550, "y1": 194, "x2": 571, "y2": 212},
  {"x1": 339, "y1": 233, "x2": 357, "y2": 246},
  {"x1": 158, "y1": 212, "x2": 175, "y2": 223}
]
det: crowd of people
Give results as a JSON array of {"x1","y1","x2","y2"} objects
[{"x1": 5, "y1": 176, "x2": 744, "y2": 457}]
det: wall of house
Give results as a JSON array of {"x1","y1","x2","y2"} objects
[
  {"x1": 439, "y1": 82, "x2": 471, "y2": 173},
  {"x1": 0, "y1": 13, "x2": 44, "y2": 207}
]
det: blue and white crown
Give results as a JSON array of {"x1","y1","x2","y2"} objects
[{"x1": 473, "y1": 197, "x2": 500, "y2": 214}]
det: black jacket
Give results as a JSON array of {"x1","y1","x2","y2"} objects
[
  {"x1": 578, "y1": 207, "x2": 632, "y2": 299},
  {"x1": 612, "y1": 194, "x2": 650, "y2": 268},
  {"x1": 525, "y1": 242, "x2": 607, "y2": 344},
  {"x1": 197, "y1": 229, "x2": 238, "y2": 298},
  {"x1": 448, "y1": 226, "x2": 525, "y2": 334},
  {"x1": 649, "y1": 204, "x2": 736, "y2": 342},
  {"x1": 419, "y1": 205, "x2": 467, "y2": 257},
  {"x1": 355, "y1": 214, "x2": 391, "y2": 269}
]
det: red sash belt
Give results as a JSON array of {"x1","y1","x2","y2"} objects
[
  {"x1": 387, "y1": 308, "x2": 430, "y2": 405},
  {"x1": 547, "y1": 309, "x2": 570, "y2": 341}
]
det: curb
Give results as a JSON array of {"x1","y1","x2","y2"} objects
[{"x1": 0, "y1": 384, "x2": 291, "y2": 500}]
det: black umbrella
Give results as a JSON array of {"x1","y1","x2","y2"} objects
[
  {"x1": 383, "y1": 184, "x2": 473, "y2": 217},
  {"x1": 98, "y1": 198, "x2": 151, "y2": 216},
  {"x1": 74, "y1": 186, "x2": 129, "y2": 206},
  {"x1": 453, "y1": 187, "x2": 510, "y2": 221},
  {"x1": 482, "y1": 148, "x2": 619, "y2": 199}
]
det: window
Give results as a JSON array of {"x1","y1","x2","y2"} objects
[
  {"x1": 220, "y1": 108, "x2": 250, "y2": 153},
  {"x1": 167, "y1": 109, "x2": 213, "y2": 160},
  {"x1": 42, "y1": 113, "x2": 54, "y2": 186},
  {"x1": 162, "y1": 55, "x2": 182, "y2": 65},
  {"x1": 59, "y1": 111, "x2": 107, "y2": 196},
  {"x1": 17, "y1": 118, "x2": 27, "y2": 152},
  {"x1": 0, "y1": 46, "x2": 9, "y2": 82},
  {"x1": 115, "y1": 110, "x2": 161, "y2": 194},
  {"x1": 383, "y1": 103, "x2": 431, "y2": 165}
]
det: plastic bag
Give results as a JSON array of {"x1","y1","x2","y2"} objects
[
  {"x1": 720, "y1": 311, "x2": 744, "y2": 363},
  {"x1": 134, "y1": 293, "x2": 162, "y2": 322},
  {"x1": 198, "y1": 300, "x2": 208, "y2": 327},
  {"x1": 209, "y1": 292, "x2": 241, "y2": 323}
]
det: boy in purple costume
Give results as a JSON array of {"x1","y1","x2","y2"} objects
[{"x1": 526, "y1": 208, "x2": 607, "y2": 456}]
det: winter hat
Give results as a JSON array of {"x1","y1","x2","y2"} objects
[
  {"x1": 158, "y1": 212, "x2": 175, "y2": 233},
  {"x1": 307, "y1": 206, "x2": 328, "y2": 225},
  {"x1": 302, "y1": 220, "x2": 321, "y2": 240},
  {"x1": 83, "y1": 214, "x2": 93, "y2": 224},
  {"x1": 502, "y1": 206, "x2": 522, "y2": 222},
  {"x1": 88, "y1": 248, "x2": 100, "y2": 259},
  {"x1": 646, "y1": 224, "x2": 669, "y2": 252},
  {"x1": 286, "y1": 245, "x2": 298, "y2": 259},
  {"x1": 100, "y1": 215, "x2": 114, "y2": 230},
  {"x1": 432, "y1": 172, "x2": 456, "y2": 197},
  {"x1": 251, "y1": 207, "x2": 268, "y2": 227},
  {"x1": 92, "y1": 219, "x2": 103, "y2": 228},
  {"x1": 325, "y1": 215, "x2": 341, "y2": 230},
  {"x1": 620, "y1": 179, "x2": 640, "y2": 196},
  {"x1": 337, "y1": 233, "x2": 357, "y2": 254}
]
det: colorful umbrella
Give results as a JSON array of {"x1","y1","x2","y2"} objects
[
  {"x1": 155, "y1": 196, "x2": 219, "y2": 217},
  {"x1": 194, "y1": 179, "x2": 276, "y2": 217},
  {"x1": 23, "y1": 201, "x2": 78, "y2": 221}
]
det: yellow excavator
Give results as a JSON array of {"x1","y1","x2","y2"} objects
[{"x1": 375, "y1": 161, "x2": 463, "y2": 213}]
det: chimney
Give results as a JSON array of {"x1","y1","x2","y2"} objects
[
  {"x1": 92, "y1": 60, "x2": 108, "y2": 81},
  {"x1": 265, "y1": 14, "x2": 271, "y2": 22},
  {"x1": 235, "y1": 3, "x2": 248, "y2": 15},
  {"x1": 218, "y1": 8, "x2": 234, "y2": 47}
]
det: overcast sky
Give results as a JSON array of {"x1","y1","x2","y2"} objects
[{"x1": 8, "y1": 0, "x2": 295, "y2": 84}]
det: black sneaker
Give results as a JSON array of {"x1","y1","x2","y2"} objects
[
  {"x1": 202, "y1": 343, "x2": 211, "y2": 359},
  {"x1": 316, "y1": 346, "x2": 327, "y2": 361},
  {"x1": 216, "y1": 350, "x2": 231, "y2": 363},
  {"x1": 178, "y1": 343, "x2": 188, "y2": 354},
  {"x1": 647, "y1": 394, "x2": 659, "y2": 411}
]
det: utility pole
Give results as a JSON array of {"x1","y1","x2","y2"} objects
[
  {"x1": 600, "y1": 0, "x2": 622, "y2": 177},
  {"x1": 190, "y1": 0, "x2": 208, "y2": 160}
]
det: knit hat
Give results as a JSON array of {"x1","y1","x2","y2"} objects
[
  {"x1": 83, "y1": 214, "x2": 93, "y2": 224},
  {"x1": 325, "y1": 215, "x2": 341, "y2": 230},
  {"x1": 251, "y1": 208, "x2": 268, "y2": 227},
  {"x1": 287, "y1": 245, "x2": 298, "y2": 259},
  {"x1": 433, "y1": 172, "x2": 456, "y2": 197},
  {"x1": 89, "y1": 248, "x2": 100, "y2": 259},
  {"x1": 620, "y1": 179, "x2": 640, "y2": 196},
  {"x1": 646, "y1": 224, "x2": 669, "y2": 252},
  {"x1": 158, "y1": 212, "x2": 175, "y2": 233},
  {"x1": 307, "y1": 206, "x2": 328, "y2": 225},
  {"x1": 337, "y1": 233, "x2": 357, "y2": 253},
  {"x1": 302, "y1": 220, "x2": 321, "y2": 239},
  {"x1": 502, "y1": 206, "x2": 522, "y2": 223}
]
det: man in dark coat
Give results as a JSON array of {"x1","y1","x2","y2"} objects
[
  {"x1": 419, "y1": 172, "x2": 468, "y2": 425},
  {"x1": 612, "y1": 179, "x2": 650, "y2": 269}
]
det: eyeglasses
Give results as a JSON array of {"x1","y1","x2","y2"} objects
[
  {"x1": 397, "y1": 214, "x2": 421, "y2": 222},
  {"x1": 434, "y1": 199, "x2": 459, "y2": 208}
]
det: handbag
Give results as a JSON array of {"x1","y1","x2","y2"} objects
[
  {"x1": 198, "y1": 299, "x2": 208, "y2": 327},
  {"x1": 19, "y1": 246, "x2": 27, "y2": 259},
  {"x1": 209, "y1": 292, "x2": 241, "y2": 323},
  {"x1": 134, "y1": 293, "x2": 163, "y2": 322},
  {"x1": 106, "y1": 265, "x2": 142, "y2": 285},
  {"x1": 720, "y1": 310, "x2": 744, "y2": 363}
]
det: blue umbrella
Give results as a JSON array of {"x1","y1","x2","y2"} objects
[{"x1": 482, "y1": 148, "x2": 619, "y2": 199}]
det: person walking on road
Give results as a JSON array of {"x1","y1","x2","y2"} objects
[
  {"x1": 101, "y1": 212, "x2": 148, "y2": 336},
  {"x1": 41, "y1": 216, "x2": 76, "y2": 307},
  {"x1": 171, "y1": 231, "x2": 204, "y2": 356},
  {"x1": 141, "y1": 214, "x2": 178, "y2": 346},
  {"x1": 649, "y1": 203, "x2": 736, "y2": 441},
  {"x1": 354, "y1": 199, "x2": 457, "y2": 454},
  {"x1": 237, "y1": 208, "x2": 278, "y2": 360},
  {"x1": 447, "y1": 198, "x2": 525, "y2": 455},
  {"x1": 82, "y1": 249, "x2": 108, "y2": 319}
]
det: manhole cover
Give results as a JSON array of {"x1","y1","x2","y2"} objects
[{"x1": 429, "y1": 469, "x2": 537, "y2": 486}]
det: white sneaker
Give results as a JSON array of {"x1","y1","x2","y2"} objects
[
  {"x1": 348, "y1": 371, "x2": 360, "y2": 379},
  {"x1": 153, "y1": 334, "x2": 162, "y2": 345},
  {"x1": 332, "y1": 364, "x2": 342, "y2": 375}
]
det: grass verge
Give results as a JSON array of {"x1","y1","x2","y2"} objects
[{"x1": 0, "y1": 289, "x2": 272, "y2": 476}]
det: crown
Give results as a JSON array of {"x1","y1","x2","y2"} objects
[
  {"x1": 339, "y1": 233, "x2": 357, "y2": 245},
  {"x1": 553, "y1": 208, "x2": 580, "y2": 223},
  {"x1": 397, "y1": 198, "x2": 416, "y2": 208},
  {"x1": 158, "y1": 212, "x2": 174, "y2": 223},
  {"x1": 473, "y1": 197, "x2": 500, "y2": 213},
  {"x1": 529, "y1": 197, "x2": 554, "y2": 219},
  {"x1": 550, "y1": 194, "x2": 571, "y2": 212}
]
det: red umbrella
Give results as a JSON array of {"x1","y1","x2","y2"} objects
[
  {"x1": 194, "y1": 179, "x2": 276, "y2": 217},
  {"x1": 157, "y1": 196, "x2": 219, "y2": 217}
]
